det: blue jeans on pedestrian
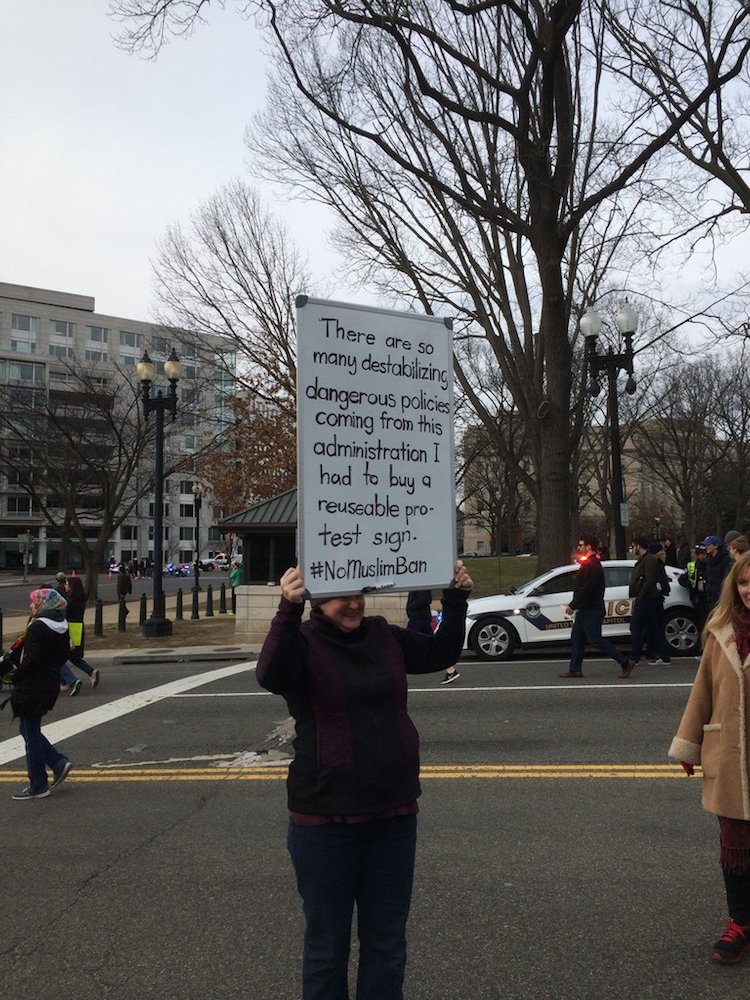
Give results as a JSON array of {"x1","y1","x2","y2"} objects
[
  {"x1": 60, "y1": 658, "x2": 95, "y2": 686},
  {"x1": 287, "y1": 814, "x2": 417, "y2": 1000},
  {"x1": 629, "y1": 597, "x2": 660, "y2": 662},
  {"x1": 19, "y1": 716, "x2": 68, "y2": 793},
  {"x1": 569, "y1": 608, "x2": 627, "y2": 672}
]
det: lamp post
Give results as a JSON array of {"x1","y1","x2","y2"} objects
[
  {"x1": 192, "y1": 482, "x2": 204, "y2": 600},
  {"x1": 136, "y1": 348, "x2": 182, "y2": 637},
  {"x1": 582, "y1": 302, "x2": 638, "y2": 560}
]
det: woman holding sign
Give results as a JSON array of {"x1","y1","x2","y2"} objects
[{"x1": 257, "y1": 561, "x2": 472, "y2": 1000}]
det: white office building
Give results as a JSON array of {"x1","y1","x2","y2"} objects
[{"x1": 0, "y1": 282, "x2": 235, "y2": 571}]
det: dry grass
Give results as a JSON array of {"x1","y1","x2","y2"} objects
[{"x1": 84, "y1": 612, "x2": 240, "y2": 652}]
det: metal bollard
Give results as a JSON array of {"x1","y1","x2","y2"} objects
[
  {"x1": 206, "y1": 584, "x2": 214, "y2": 617},
  {"x1": 0, "y1": 607, "x2": 4, "y2": 650},
  {"x1": 191, "y1": 586, "x2": 199, "y2": 620},
  {"x1": 118, "y1": 597, "x2": 127, "y2": 632},
  {"x1": 232, "y1": 589, "x2": 236, "y2": 615},
  {"x1": 95, "y1": 598, "x2": 103, "y2": 636},
  {"x1": 219, "y1": 582, "x2": 227, "y2": 615},
  {"x1": 140, "y1": 592, "x2": 147, "y2": 624},
  {"x1": 176, "y1": 587, "x2": 184, "y2": 621}
]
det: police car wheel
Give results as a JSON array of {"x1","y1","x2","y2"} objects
[
  {"x1": 469, "y1": 617, "x2": 518, "y2": 661},
  {"x1": 664, "y1": 610, "x2": 699, "y2": 656}
]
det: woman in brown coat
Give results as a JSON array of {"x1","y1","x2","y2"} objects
[{"x1": 669, "y1": 550, "x2": 750, "y2": 963}]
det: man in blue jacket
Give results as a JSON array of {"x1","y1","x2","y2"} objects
[{"x1": 558, "y1": 535, "x2": 633, "y2": 679}]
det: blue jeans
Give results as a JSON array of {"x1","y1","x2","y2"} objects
[
  {"x1": 60, "y1": 658, "x2": 95, "y2": 685},
  {"x1": 569, "y1": 608, "x2": 627, "y2": 672},
  {"x1": 19, "y1": 716, "x2": 68, "y2": 793},
  {"x1": 287, "y1": 815, "x2": 417, "y2": 1000}
]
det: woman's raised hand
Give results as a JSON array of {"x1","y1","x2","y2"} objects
[{"x1": 281, "y1": 567, "x2": 306, "y2": 604}]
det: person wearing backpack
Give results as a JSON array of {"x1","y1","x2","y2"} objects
[{"x1": 9, "y1": 589, "x2": 73, "y2": 801}]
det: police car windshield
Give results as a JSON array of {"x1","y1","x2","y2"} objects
[{"x1": 514, "y1": 571, "x2": 555, "y2": 595}]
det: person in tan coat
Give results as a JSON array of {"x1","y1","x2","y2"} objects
[{"x1": 669, "y1": 549, "x2": 750, "y2": 964}]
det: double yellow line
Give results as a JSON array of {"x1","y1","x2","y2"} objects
[{"x1": 0, "y1": 764, "x2": 698, "y2": 783}]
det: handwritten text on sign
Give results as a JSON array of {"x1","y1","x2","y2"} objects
[{"x1": 296, "y1": 298, "x2": 455, "y2": 597}]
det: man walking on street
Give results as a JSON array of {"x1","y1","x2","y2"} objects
[
  {"x1": 628, "y1": 535, "x2": 662, "y2": 670},
  {"x1": 558, "y1": 535, "x2": 633, "y2": 679}
]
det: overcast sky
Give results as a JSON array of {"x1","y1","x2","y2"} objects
[
  {"x1": 2, "y1": 3, "x2": 748, "y2": 337},
  {"x1": 0, "y1": 1, "x2": 336, "y2": 321}
]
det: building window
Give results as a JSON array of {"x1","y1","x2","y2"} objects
[
  {"x1": 86, "y1": 325, "x2": 109, "y2": 343},
  {"x1": 49, "y1": 345, "x2": 74, "y2": 358},
  {"x1": 119, "y1": 330, "x2": 142, "y2": 348},
  {"x1": 180, "y1": 527, "x2": 195, "y2": 542},
  {"x1": 11, "y1": 314, "x2": 38, "y2": 334},
  {"x1": 9, "y1": 362, "x2": 45, "y2": 383},
  {"x1": 11, "y1": 340, "x2": 36, "y2": 354},
  {"x1": 119, "y1": 354, "x2": 136, "y2": 368},
  {"x1": 49, "y1": 320, "x2": 75, "y2": 337},
  {"x1": 120, "y1": 525, "x2": 139, "y2": 540},
  {"x1": 50, "y1": 370, "x2": 74, "y2": 383},
  {"x1": 181, "y1": 435, "x2": 196, "y2": 451},
  {"x1": 8, "y1": 495, "x2": 31, "y2": 514},
  {"x1": 152, "y1": 336, "x2": 168, "y2": 354},
  {"x1": 179, "y1": 480, "x2": 195, "y2": 495},
  {"x1": 148, "y1": 503, "x2": 170, "y2": 518},
  {"x1": 179, "y1": 503, "x2": 197, "y2": 518},
  {"x1": 85, "y1": 349, "x2": 108, "y2": 362}
]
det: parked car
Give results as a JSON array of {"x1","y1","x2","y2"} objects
[
  {"x1": 464, "y1": 559, "x2": 699, "y2": 661},
  {"x1": 199, "y1": 557, "x2": 230, "y2": 571}
]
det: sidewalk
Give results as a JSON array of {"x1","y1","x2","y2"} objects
[{"x1": 0, "y1": 577, "x2": 258, "y2": 666}]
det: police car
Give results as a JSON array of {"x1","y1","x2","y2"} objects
[{"x1": 464, "y1": 560, "x2": 698, "y2": 661}]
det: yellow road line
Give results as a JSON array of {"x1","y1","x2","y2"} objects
[{"x1": 0, "y1": 764, "x2": 700, "y2": 782}]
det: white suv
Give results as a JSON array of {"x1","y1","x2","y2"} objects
[{"x1": 464, "y1": 560, "x2": 698, "y2": 661}]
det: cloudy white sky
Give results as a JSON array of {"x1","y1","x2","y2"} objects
[
  {"x1": 2, "y1": 3, "x2": 748, "y2": 336},
  {"x1": 0, "y1": 1, "x2": 336, "y2": 321}
]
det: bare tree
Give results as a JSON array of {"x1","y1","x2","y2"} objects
[
  {"x1": 152, "y1": 180, "x2": 309, "y2": 415},
  {"x1": 194, "y1": 393, "x2": 297, "y2": 513},
  {"x1": 631, "y1": 358, "x2": 727, "y2": 544},
  {"x1": 247, "y1": 1, "x2": 750, "y2": 568},
  {"x1": 0, "y1": 367, "x2": 166, "y2": 598},
  {"x1": 110, "y1": 0, "x2": 750, "y2": 568}
]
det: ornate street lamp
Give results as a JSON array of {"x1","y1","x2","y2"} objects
[
  {"x1": 582, "y1": 302, "x2": 638, "y2": 559},
  {"x1": 136, "y1": 348, "x2": 182, "y2": 637},
  {"x1": 191, "y1": 481, "x2": 205, "y2": 615}
]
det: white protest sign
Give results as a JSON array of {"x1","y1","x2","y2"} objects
[{"x1": 296, "y1": 296, "x2": 456, "y2": 598}]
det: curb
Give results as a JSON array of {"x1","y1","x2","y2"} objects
[{"x1": 112, "y1": 647, "x2": 258, "y2": 666}]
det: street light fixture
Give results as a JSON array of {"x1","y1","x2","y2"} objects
[
  {"x1": 136, "y1": 348, "x2": 182, "y2": 637},
  {"x1": 582, "y1": 302, "x2": 638, "y2": 560},
  {"x1": 191, "y1": 481, "x2": 205, "y2": 612}
]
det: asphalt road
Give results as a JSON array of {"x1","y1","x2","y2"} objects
[
  {"x1": 0, "y1": 570, "x2": 230, "y2": 616},
  {"x1": 1, "y1": 652, "x2": 746, "y2": 1000}
]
